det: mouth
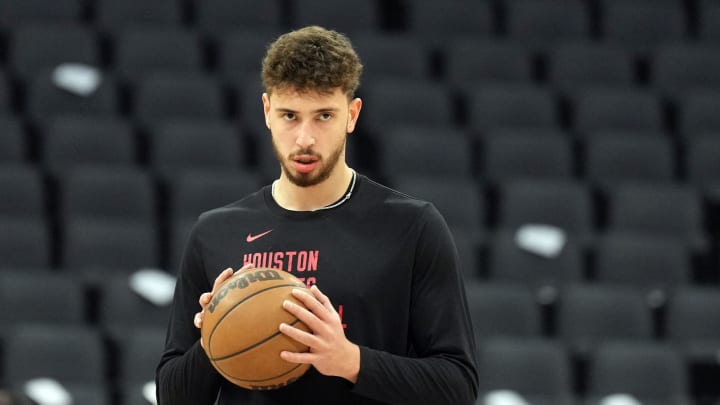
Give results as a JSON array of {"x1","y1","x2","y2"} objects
[{"x1": 291, "y1": 154, "x2": 319, "y2": 173}]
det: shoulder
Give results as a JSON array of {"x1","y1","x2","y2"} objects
[
  {"x1": 203, "y1": 186, "x2": 266, "y2": 214},
  {"x1": 357, "y1": 175, "x2": 426, "y2": 205},
  {"x1": 192, "y1": 186, "x2": 269, "y2": 232},
  {"x1": 355, "y1": 175, "x2": 443, "y2": 223}
]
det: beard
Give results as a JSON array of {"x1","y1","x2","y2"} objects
[{"x1": 272, "y1": 136, "x2": 347, "y2": 188}]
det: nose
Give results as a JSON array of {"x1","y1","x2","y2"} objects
[{"x1": 295, "y1": 122, "x2": 315, "y2": 148}]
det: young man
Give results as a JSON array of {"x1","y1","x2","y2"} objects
[{"x1": 156, "y1": 25, "x2": 478, "y2": 404}]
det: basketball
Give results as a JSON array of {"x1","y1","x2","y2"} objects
[{"x1": 201, "y1": 267, "x2": 312, "y2": 390}]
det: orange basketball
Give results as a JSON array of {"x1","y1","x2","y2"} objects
[{"x1": 201, "y1": 267, "x2": 312, "y2": 390}]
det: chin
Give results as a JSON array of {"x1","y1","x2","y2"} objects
[{"x1": 283, "y1": 167, "x2": 327, "y2": 188}]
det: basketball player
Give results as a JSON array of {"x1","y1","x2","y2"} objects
[{"x1": 156, "y1": 25, "x2": 479, "y2": 404}]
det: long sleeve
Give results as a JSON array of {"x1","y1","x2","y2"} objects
[
  {"x1": 351, "y1": 205, "x2": 479, "y2": 404},
  {"x1": 155, "y1": 179, "x2": 479, "y2": 405},
  {"x1": 156, "y1": 225, "x2": 223, "y2": 405}
]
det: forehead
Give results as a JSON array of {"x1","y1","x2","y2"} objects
[{"x1": 268, "y1": 88, "x2": 348, "y2": 111}]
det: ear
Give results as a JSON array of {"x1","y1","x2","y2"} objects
[
  {"x1": 346, "y1": 97, "x2": 362, "y2": 134},
  {"x1": 262, "y1": 92, "x2": 271, "y2": 129}
]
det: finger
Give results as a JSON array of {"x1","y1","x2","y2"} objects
[
  {"x1": 279, "y1": 322, "x2": 319, "y2": 347},
  {"x1": 280, "y1": 350, "x2": 314, "y2": 365},
  {"x1": 194, "y1": 312, "x2": 203, "y2": 328},
  {"x1": 198, "y1": 292, "x2": 213, "y2": 307},
  {"x1": 309, "y1": 285, "x2": 337, "y2": 315},
  {"x1": 235, "y1": 263, "x2": 255, "y2": 274},
  {"x1": 212, "y1": 268, "x2": 234, "y2": 292},
  {"x1": 291, "y1": 288, "x2": 335, "y2": 322},
  {"x1": 282, "y1": 299, "x2": 326, "y2": 332}
]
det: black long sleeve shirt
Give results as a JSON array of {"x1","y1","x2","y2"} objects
[{"x1": 156, "y1": 175, "x2": 478, "y2": 404}]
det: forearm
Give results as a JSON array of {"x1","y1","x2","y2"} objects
[
  {"x1": 352, "y1": 346, "x2": 478, "y2": 405},
  {"x1": 156, "y1": 340, "x2": 223, "y2": 405},
  {"x1": 351, "y1": 206, "x2": 478, "y2": 404}
]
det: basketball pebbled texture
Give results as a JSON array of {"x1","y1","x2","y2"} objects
[{"x1": 201, "y1": 267, "x2": 312, "y2": 390}]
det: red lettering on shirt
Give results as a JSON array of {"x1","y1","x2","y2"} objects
[
  {"x1": 338, "y1": 304, "x2": 347, "y2": 329},
  {"x1": 243, "y1": 250, "x2": 319, "y2": 273}
]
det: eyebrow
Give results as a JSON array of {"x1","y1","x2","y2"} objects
[{"x1": 274, "y1": 107, "x2": 341, "y2": 114}]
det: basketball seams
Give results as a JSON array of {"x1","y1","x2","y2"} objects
[
  {"x1": 216, "y1": 361, "x2": 309, "y2": 385},
  {"x1": 206, "y1": 282, "x2": 306, "y2": 358},
  {"x1": 201, "y1": 268, "x2": 312, "y2": 390},
  {"x1": 209, "y1": 318, "x2": 304, "y2": 361}
]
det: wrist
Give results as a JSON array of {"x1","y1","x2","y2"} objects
[{"x1": 343, "y1": 343, "x2": 361, "y2": 384}]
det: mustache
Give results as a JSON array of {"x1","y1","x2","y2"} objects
[{"x1": 289, "y1": 149, "x2": 321, "y2": 159}]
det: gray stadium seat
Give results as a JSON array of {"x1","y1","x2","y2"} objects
[
  {"x1": 466, "y1": 83, "x2": 559, "y2": 135},
  {"x1": 114, "y1": 27, "x2": 203, "y2": 83},
  {"x1": 291, "y1": 0, "x2": 381, "y2": 35},
  {"x1": 600, "y1": 0, "x2": 687, "y2": 58},
  {"x1": 443, "y1": 39, "x2": 534, "y2": 89},
  {"x1": 557, "y1": 284, "x2": 653, "y2": 359},
  {"x1": 195, "y1": 0, "x2": 283, "y2": 41},
  {"x1": 3, "y1": 324, "x2": 110, "y2": 405},
  {"x1": 465, "y1": 281, "x2": 542, "y2": 339},
  {"x1": 477, "y1": 337, "x2": 575, "y2": 405},
  {"x1": 506, "y1": 0, "x2": 590, "y2": 53},
  {"x1": 42, "y1": 116, "x2": 136, "y2": 176},
  {"x1": 585, "y1": 341, "x2": 691, "y2": 405},
  {"x1": 96, "y1": 0, "x2": 181, "y2": 34},
  {"x1": 8, "y1": 23, "x2": 99, "y2": 82},
  {"x1": 132, "y1": 73, "x2": 224, "y2": 130},
  {"x1": 150, "y1": 121, "x2": 243, "y2": 181}
]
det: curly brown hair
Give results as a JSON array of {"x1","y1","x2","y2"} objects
[{"x1": 261, "y1": 26, "x2": 363, "y2": 98}]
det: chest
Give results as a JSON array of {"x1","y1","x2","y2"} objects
[{"x1": 197, "y1": 215, "x2": 418, "y2": 339}]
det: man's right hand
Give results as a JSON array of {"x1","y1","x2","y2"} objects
[{"x1": 194, "y1": 263, "x2": 255, "y2": 347}]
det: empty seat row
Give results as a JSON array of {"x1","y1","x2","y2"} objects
[
  {"x1": 3, "y1": 267, "x2": 715, "y2": 404},
  {"x1": 360, "y1": 81, "x2": 720, "y2": 137},
  {"x1": 0, "y1": 323, "x2": 165, "y2": 405},
  {"x1": 0, "y1": 0, "x2": 376, "y2": 38},
  {"x1": 5, "y1": 24, "x2": 720, "y2": 86},
  {"x1": 0, "y1": 166, "x2": 708, "y2": 244},
  {"x1": 3, "y1": 63, "x2": 720, "y2": 155},
  {"x1": 0, "y1": 270, "x2": 170, "y2": 333},
  {"x1": 396, "y1": 178, "x2": 708, "y2": 243},
  {"x1": 5, "y1": 115, "x2": 720, "y2": 195},
  {"x1": 475, "y1": 337, "x2": 695, "y2": 405},
  {"x1": 0, "y1": 165, "x2": 262, "y2": 272},
  {"x1": 468, "y1": 280, "x2": 720, "y2": 403},
  {"x1": 0, "y1": 267, "x2": 170, "y2": 404},
  {"x1": 1, "y1": 217, "x2": 711, "y2": 289},
  {"x1": 475, "y1": 231, "x2": 696, "y2": 295},
  {"x1": 3, "y1": 24, "x2": 720, "y2": 109},
  {"x1": 0, "y1": 324, "x2": 703, "y2": 405},
  {"x1": 2, "y1": 0, "x2": 719, "y2": 46},
  {"x1": 3, "y1": 277, "x2": 709, "y2": 405},
  {"x1": 0, "y1": 116, "x2": 251, "y2": 178},
  {"x1": 376, "y1": 130, "x2": 720, "y2": 214},
  {"x1": 2, "y1": 166, "x2": 714, "y2": 286}
]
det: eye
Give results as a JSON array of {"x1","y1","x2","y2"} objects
[
  {"x1": 318, "y1": 113, "x2": 333, "y2": 121},
  {"x1": 282, "y1": 112, "x2": 296, "y2": 121}
]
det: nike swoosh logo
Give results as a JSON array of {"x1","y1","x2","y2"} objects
[{"x1": 246, "y1": 229, "x2": 273, "y2": 242}]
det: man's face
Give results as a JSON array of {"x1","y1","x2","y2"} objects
[{"x1": 262, "y1": 88, "x2": 362, "y2": 187}]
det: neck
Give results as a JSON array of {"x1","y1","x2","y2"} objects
[{"x1": 273, "y1": 165, "x2": 355, "y2": 211}]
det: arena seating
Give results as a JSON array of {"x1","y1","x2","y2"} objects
[{"x1": 1, "y1": 1, "x2": 719, "y2": 404}]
